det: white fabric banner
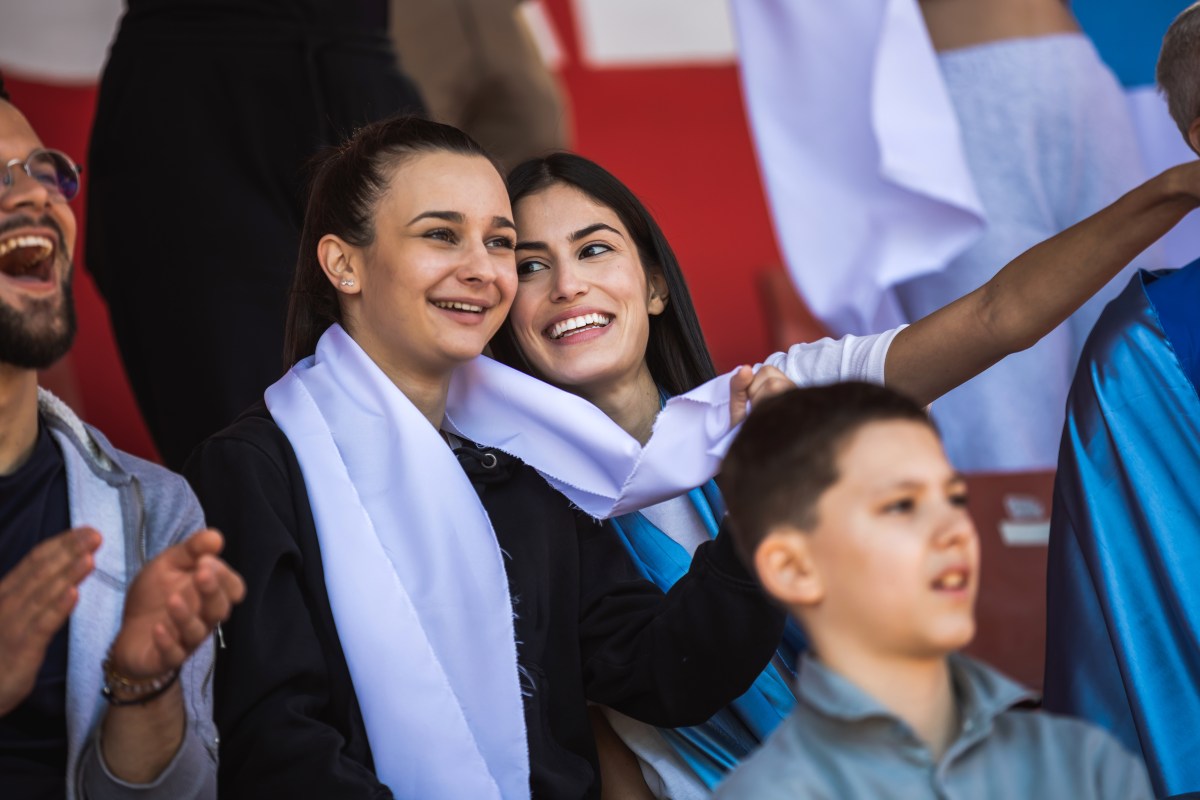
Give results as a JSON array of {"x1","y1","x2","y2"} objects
[{"x1": 729, "y1": 0, "x2": 985, "y2": 335}]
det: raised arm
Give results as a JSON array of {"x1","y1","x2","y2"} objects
[{"x1": 886, "y1": 161, "x2": 1200, "y2": 406}]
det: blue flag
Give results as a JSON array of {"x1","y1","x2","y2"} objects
[{"x1": 1045, "y1": 263, "x2": 1200, "y2": 798}]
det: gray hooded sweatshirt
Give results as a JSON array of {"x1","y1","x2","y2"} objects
[{"x1": 38, "y1": 389, "x2": 216, "y2": 799}]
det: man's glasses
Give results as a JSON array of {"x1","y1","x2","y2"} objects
[{"x1": 2, "y1": 148, "x2": 81, "y2": 202}]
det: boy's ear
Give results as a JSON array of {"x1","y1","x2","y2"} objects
[
  {"x1": 1188, "y1": 116, "x2": 1200, "y2": 157},
  {"x1": 754, "y1": 527, "x2": 823, "y2": 608}
]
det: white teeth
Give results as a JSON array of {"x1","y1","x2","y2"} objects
[
  {"x1": 549, "y1": 313, "x2": 613, "y2": 340},
  {"x1": 433, "y1": 300, "x2": 484, "y2": 313},
  {"x1": 0, "y1": 235, "x2": 54, "y2": 260}
]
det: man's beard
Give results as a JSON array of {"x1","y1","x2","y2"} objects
[{"x1": 0, "y1": 260, "x2": 77, "y2": 370}]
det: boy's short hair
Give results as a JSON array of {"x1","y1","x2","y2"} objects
[
  {"x1": 1157, "y1": 2, "x2": 1200, "y2": 138},
  {"x1": 721, "y1": 382, "x2": 933, "y2": 563}
]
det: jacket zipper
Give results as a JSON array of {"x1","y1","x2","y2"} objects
[
  {"x1": 132, "y1": 476, "x2": 219, "y2": 701},
  {"x1": 131, "y1": 476, "x2": 147, "y2": 566}
]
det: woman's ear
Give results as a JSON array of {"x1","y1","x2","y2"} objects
[
  {"x1": 318, "y1": 234, "x2": 362, "y2": 295},
  {"x1": 647, "y1": 268, "x2": 669, "y2": 316},
  {"x1": 753, "y1": 527, "x2": 824, "y2": 608}
]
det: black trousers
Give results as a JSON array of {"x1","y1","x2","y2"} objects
[{"x1": 87, "y1": 5, "x2": 423, "y2": 469}]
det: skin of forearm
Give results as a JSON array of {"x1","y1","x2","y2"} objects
[
  {"x1": 981, "y1": 165, "x2": 1199, "y2": 346},
  {"x1": 99, "y1": 683, "x2": 186, "y2": 783},
  {"x1": 890, "y1": 162, "x2": 1200, "y2": 405}
]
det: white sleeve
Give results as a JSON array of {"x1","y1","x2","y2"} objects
[{"x1": 759, "y1": 325, "x2": 905, "y2": 387}]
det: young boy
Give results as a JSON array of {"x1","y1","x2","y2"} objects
[{"x1": 713, "y1": 382, "x2": 1152, "y2": 799}]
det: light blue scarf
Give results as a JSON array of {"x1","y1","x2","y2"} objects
[{"x1": 608, "y1": 480, "x2": 805, "y2": 788}]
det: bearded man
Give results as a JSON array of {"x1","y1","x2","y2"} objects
[{"x1": 0, "y1": 77, "x2": 243, "y2": 800}]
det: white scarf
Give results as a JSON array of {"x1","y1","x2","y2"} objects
[
  {"x1": 265, "y1": 325, "x2": 739, "y2": 797},
  {"x1": 445, "y1": 355, "x2": 739, "y2": 518}
]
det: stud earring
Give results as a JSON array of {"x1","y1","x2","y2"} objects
[{"x1": 340, "y1": 277, "x2": 356, "y2": 288}]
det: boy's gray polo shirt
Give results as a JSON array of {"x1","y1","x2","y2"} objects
[{"x1": 714, "y1": 653, "x2": 1152, "y2": 799}]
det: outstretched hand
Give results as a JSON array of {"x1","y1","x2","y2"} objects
[
  {"x1": 0, "y1": 527, "x2": 101, "y2": 716},
  {"x1": 729, "y1": 365, "x2": 795, "y2": 428},
  {"x1": 109, "y1": 529, "x2": 245, "y2": 680}
]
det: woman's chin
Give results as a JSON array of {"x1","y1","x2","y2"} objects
[{"x1": 536, "y1": 368, "x2": 626, "y2": 402}]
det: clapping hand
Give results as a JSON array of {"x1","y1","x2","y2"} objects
[
  {"x1": 108, "y1": 529, "x2": 245, "y2": 681},
  {"x1": 0, "y1": 527, "x2": 101, "y2": 715}
]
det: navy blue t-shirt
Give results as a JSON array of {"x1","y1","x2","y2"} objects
[{"x1": 0, "y1": 417, "x2": 71, "y2": 799}]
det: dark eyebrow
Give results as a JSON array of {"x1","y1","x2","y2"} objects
[
  {"x1": 408, "y1": 211, "x2": 515, "y2": 231},
  {"x1": 884, "y1": 473, "x2": 965, "y2": 491},
  {"x1": 515, "y1": 222, "x2": 621, "y2": 252},
  {"x1": 408, "y1": 210, "x2": 463, "y2": 225},
  {"x1": 569, "y1": 223, "x2": 620, "y2": 243}
]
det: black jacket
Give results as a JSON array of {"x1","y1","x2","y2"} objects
[{"x1": 185, "y1": 405, "x2": 784, "y2": 799}]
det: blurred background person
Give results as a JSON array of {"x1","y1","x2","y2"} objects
[
  {"x1": 85, "y1": 0, "x2": 423, "y2": 469},
  {"x1": 389, "y1": 0, "x2": 570, "y2": 172}
]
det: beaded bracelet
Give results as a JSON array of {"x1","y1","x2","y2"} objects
[{"x1": 101, "y1": 654, "x2": 180, "y2": 707}]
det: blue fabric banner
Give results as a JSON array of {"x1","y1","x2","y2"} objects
[{"x1": 1045, "y1": 265, "x2": 1200, "y2": 798}]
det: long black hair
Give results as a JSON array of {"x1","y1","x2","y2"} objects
[
  {"x1": 284, "y1": 115, "x2": 495, "y2": 366},
  {"x1": 488, "y1": 153, "x2": 717, "y2": 396}
]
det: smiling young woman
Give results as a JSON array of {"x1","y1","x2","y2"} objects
[{"x1": 310, "y1": 149, "x2": 518, "y2": 419}]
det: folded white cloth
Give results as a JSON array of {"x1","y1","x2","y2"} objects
[{"x1": 445, "y1": 355, "x2": 739, "y2": 518}]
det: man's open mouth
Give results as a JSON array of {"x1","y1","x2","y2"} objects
[{"x1": 0, "y1": 235, "x2": 55, "y2": 284}]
